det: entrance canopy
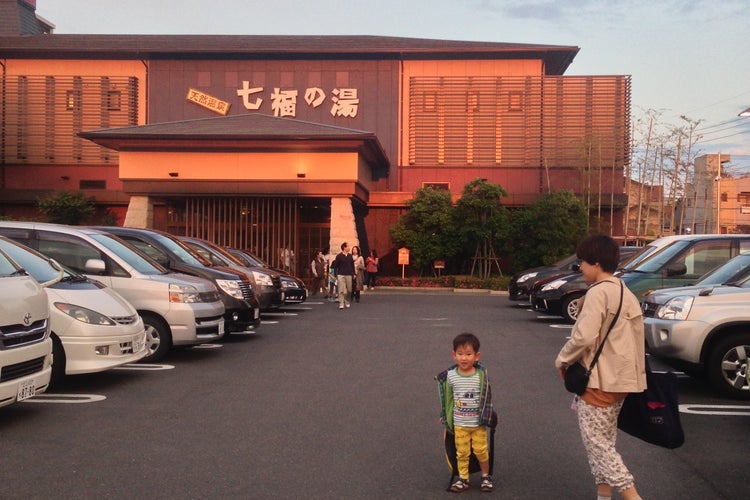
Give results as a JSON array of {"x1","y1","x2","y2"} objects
[{"x1": 79, "y1": 113, "x2": 390, "y2": 203}]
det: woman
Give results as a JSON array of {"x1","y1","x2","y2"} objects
[
  {"x1": 365, "y1": 249, "x2": 379, "y2": 290},
  {"x1": 351, "y1": 245, "x2": 365, "y2": 303},
  {"x1": 555, "y1": 234, "x2": 646, "y2": 500}
]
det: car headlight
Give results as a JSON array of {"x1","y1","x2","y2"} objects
[
  {"x1": 655, "y1": 295, "x2": 694, "y2": 320},
  {"x1": 541, "y1": 279, "x2": 566, "y2": 292},
  {"x1": 169, "y1": 283, "x2": 211, "y2": 303},
  {"x1": 252, "y1": 271, "x2": 274, "y2": 287},
  {"x1": 517, "y1": 272, "x2": 538, "y2": 283},
  {"x1": 282, "y1": 279, "x2": 300, "y2": 290},
  {"x1": 54, "y1": 303, "x2": 116, "y2": 326},
  {"x1": 215, "y1": 279, "x2": 245, "y2": 299}
]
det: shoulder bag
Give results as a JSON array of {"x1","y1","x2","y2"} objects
[
  {"x1": 564, "y1": 281, "x2": 623, "y2": 395},
  {"x1": 617, "y1": 358, "x2": 685, "y2": 448}
]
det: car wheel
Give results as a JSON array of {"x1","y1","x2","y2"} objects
[
  {"x1": 562, "y1": 294, "x2": 583, "y2": 323},
  {"x1": 707, "y1": 333, "x2": 750, "y2": 400},
  {"x1": 50, "y1": 334, "x2": 66, "y2": 388},
  {"x1": 140, "y1": 313, "x2": 172, "y2": 363}
]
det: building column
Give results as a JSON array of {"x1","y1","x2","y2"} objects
[
  {"x1": 329, "y1": 197, "x2": 359, "y2": 257},
  {"x1": 123, "y1": 195, "x2": 154, "y2": 228}
]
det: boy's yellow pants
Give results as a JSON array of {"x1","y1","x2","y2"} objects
[{"x1": 454, "y1": 425, "x2": 489, "y2": 479}]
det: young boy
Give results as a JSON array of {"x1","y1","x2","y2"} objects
[{"x1": 436, "y1": 332, "x2": 495, "y2": 493}]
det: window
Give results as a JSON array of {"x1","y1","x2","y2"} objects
[
  {"x1": 66, "y1": 90, "x2": 81, "y2": 110},
  {"x1": 107, "y1": 90, "x2": 121, "y2": 111},
  {"x1": 79, "y1": 180, "x2": 106, "y2": 190},
  {"x1": 422, "y1": 182, "x2": 450, "y2": 190}
]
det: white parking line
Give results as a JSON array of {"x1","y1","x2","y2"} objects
[
  {"x1": 191, "y1": 343, "x2": 223, "y2": 349},
  {"x1": 114, "y1": 363, "x2": 175, "y2": 371},
  {"x1": 680, "y1": 404, "x2": 750, "y2": 416},
  {"x1": 24, "y1": 394, "x2": 107, "y2": 404}
]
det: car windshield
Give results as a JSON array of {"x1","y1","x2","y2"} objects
[
  {"x1": 0, "y1": 238, "x2": 75, "y2": 283},
  {"x1": 696, "y1": 253, "x2": 750, "y2": 285},
  {"x1": 151, "y1": 233, "x2": 208, "y2": 266},
  {"x1": 626, "y1": 240, "x2": 693, "y2": 273},
  {"x1": 89, "y1": 233, "x2": 169, "y2": 275},
  {"x1": 552, "y1": 254, "x2": 578, "y2": 269},
  {"x1": 618, "y1": 245, "x2": 656, "y2": 270}
]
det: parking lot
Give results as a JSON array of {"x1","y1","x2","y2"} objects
[{"x1": 1, "y1": 291, "x2": 747, "y2": 499}]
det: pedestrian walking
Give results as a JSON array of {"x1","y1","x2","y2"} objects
[
  {"x1": 310, "y1": 249, "x2": 326, "y2": 297},
  {"x1": 351, "y1": 245, "x2": 365, "y2": 302},
  {"x1": 330, "y1": 242, "x2": 354, "y2": 310},
  {"x1": 555, "y1": 234, "x2": 646, "y2": 500},
  {"x1": 365, "y1": 249, "x2": 379, "y2": 290}
]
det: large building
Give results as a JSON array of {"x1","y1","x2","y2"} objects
[{"x1": 0, "y1": 0, "x2": 631, "y2": 275}]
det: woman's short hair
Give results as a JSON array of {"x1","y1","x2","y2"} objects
[{"x1": 576, "y1": 234, "x2": 620, "y2": 273}]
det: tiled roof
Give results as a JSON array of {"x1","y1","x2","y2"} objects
[
  {"x1": 0, "y1": 34, "x2": 579, "y2": 74},
  {"x1": 80, "y1": 113, "x2": 377, "y2": 140}
]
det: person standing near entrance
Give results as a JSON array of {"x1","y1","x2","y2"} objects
[
  {"x1": 280, "y1": 244, "x2": 295, "y2": 274},
  {"x1": 351, "y1": 245, "x2": 365, "y2": 303},
  {"x1": 331, "y1": 242, "x2": 355, "y2": 310},
  {"x1": 310, "y1": 249, "x2": 326, "y2": 297},
  {"x1": 365, "y1": 249, "x2": 379, "y2": 290}
]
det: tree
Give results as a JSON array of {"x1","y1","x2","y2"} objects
[
  {"x1": 389, "y1": 186, "x2": 460, "y2": 274},
  {"x1": 509, "y1": 190, "x2": 588, "y2": 271},
  {"x1": 454, "y1": 178, "x2": 509, "y2": 278},
  {"x1": 37, "y1": 190, "x2": 95, "y2": 225}
]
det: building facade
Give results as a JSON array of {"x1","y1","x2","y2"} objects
[{"x1": 0, "y1": 0, "x2": 631, "y2": 275}]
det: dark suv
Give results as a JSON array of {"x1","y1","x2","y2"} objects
[
  {"x1": 180, "y1": 236, "x2": 283, "y2": 312},
  {"x1": 93, "y1": 227, "x2": 261, "y2": 333}
]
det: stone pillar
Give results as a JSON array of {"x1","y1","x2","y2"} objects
[
  {"x1": 123, "y1": 195, "x2": 154, "y2": 228},
  {"x1": 329, "y1": 197, "x2": 358, "y2": 257}
]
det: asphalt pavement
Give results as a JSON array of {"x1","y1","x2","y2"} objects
[{"x1": 0, "y1": 289, "x2": 746, "y2": 499}]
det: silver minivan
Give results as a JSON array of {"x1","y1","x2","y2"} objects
[
  {"x1": 0, "y1": 236, "x2": 148, "y2": 384},
  {"x1": 0, "y1": 243, "x2": 52, "y2": 407},
  {"x1": 0, "y1": 222, "x2": 225, "y2": 362}
]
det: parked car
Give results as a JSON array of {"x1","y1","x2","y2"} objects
[
  {"x1": 642, "y1": 274, "x2": 750, "y2": 399},
  {"x1": 227, "y1": 247, "x2": 307, "y2": 304},
  {"x1": 0, "y1": 242, "x2": 53, "y2": 407},
  {"x1": 620, "y1": 234, "x2": 750, "y2": 300},
  {"x1": 529, "y1": 245, "x2": 644, "y2": 323},
  {"x1": 0, "y1": 236, "x2": 147, "y2": 384},
  {"x1": 0, "y1": 222, "x2": 225, "y2": 362},
  {"x1": 92, "y1": 227, "x2": 261, "y2": 333},
  {"x1": 180, "y1": 237, "x2": 283, "y2": 312},
  {"x1": 508, "y1": 253, "x2": 579, "y2": 302}
]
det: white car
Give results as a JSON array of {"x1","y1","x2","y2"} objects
[
  {"x1": 0, "y1": 222, "x2": 226, "y2": 362},
  {"x1": 643, "y1": 274, "x2": 750, "y2": 399},
  {"x1": 0, "y1": 236, "x2": 147, "y2": 385},
  {"x1": 0, "y1": 243, "x2": 52, "y2": 407}
]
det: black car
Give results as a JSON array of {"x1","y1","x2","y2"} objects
[
  {"x1": 180, "y1": 236, "x2": 284, "y2": 312},
  {"x1": 508, "y1": 254, "x2": 579, "y2": 303},
  {"x1": 92, "y1": 227, "x2": 261, "y2": 333},
  {"x1": 227, "y1": 247, "x2": 307, "y2": 305},
  {"x1": 531, "y1": 246, "x2": 644, "y2": 323}
]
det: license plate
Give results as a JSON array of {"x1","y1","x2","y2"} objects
[
  {"x1": 17, "y1": 379, "x2": 35, "y2": 401},
  {"x1": 218, "y1": 321, "x2": 225, "y2": 335},
  {"x1": 254, "y1": 308, "x2": 260, "y2": 319}
]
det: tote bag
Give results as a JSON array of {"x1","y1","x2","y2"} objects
[{"x1": 617, "y1": 363, "x2": 684, "y2": 449}]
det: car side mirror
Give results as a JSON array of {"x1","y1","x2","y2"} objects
[
  {"x1": 84, "y1": 258, "x2": 106, "y2": 274},
  {"x1": 666, "y1": 263, "x2": 687, "y2": 276}
]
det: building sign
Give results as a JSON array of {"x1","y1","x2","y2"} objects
[
  {"x1": 236, "y1": 81, "x2": 359, "y2": 118},
  {"x1": 187, "y1": 88, "x2": 231, "y2": 115}
]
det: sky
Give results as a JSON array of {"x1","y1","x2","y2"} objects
[{"x1": 37, "y1": 0, "x2": 750, "y2": 171}]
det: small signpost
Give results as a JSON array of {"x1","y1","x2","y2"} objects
[{"x1": 398, "y1": 247, "x2": 410, "y2": 280}]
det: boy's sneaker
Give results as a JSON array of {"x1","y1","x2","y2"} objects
[
  {"x1": 480, "y1": 475, "x2": 493, "y2": 492},
  {"x1": 450, "y1": 477, "x2": 469, "y2": 493}
]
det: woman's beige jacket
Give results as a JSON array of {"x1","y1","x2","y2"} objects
[{"x1": 555, "y1": 278, "x2": 647, "y2": 393}]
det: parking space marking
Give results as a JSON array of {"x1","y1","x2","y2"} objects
[
  {"x1": 24, "y1": 394, "x2": 107, "y2": 404},
  {"x1": 261, "y1": 320, "x2": 279, "y2": 324},
  {"x1": 263, "y1": 312, "x2": 299, "y2": 317},
  {"x1": 191, "y1": 343, "x2": 223, "y2": 349},
  {"x1": 114, "y1": 363, "x2": 175, "y2": 371},
  {"x1": 679, "y1": 404, "x2": 750, "y2": 416}
]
